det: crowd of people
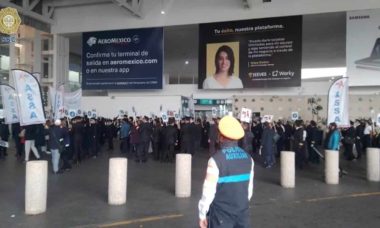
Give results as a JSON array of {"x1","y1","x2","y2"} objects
[{"x1": 0, "y1": 114, "x2": 377, "y2": 174}]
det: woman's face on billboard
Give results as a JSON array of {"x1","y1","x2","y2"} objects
[{"x1": 217, "y1": 51, "x2": 231, "y2": 73}]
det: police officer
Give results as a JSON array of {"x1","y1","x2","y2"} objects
[{"x1": 198, "y1": 115, "x2": 254, "y2": 228}]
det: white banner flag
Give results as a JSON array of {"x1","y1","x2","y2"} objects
[
  {"x1": 54, "y1": 84, "x2": 65, "y2": 120},
  {"x1": 64, "y1": 89, "x2": 82, "y2": 112},
  {"x1": 48, "y1": 85, "x2": 55, "y2": 113},
  {"x1": 240, "y1": 108, "x2": 252, "y2": 123},
  {"x1": 0, "y1": 84, "x2": 20, "y2": 124},
  {"x1": 12, "y1": 69, "x2": 45, "y2": 126},
  {"x1": 328, "y1": 77, "x2": 349, "y2": 127}
]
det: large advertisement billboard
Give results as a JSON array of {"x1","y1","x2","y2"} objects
[
  {"x1": 198, "y1": 16, "x2": 302, "y2": 89},
  {"x1": 82, "y1": 27, "x2": 163, "y2": 90},
  {"x1": 347, "y1": 9, "x2": 380, "y2": 86}
]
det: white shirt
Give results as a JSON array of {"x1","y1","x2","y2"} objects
[
  {"x1": 202, "y1": 76, "x2": 243, "y2": 89},
  {"x1": 364, "y1": 125, "x2": 372, "y2": 135}
]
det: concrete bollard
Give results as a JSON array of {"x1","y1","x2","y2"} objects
[
  {"x1": 281, "y1": 151, "x2": 295, "y2": 188},
  {"x1": 325, "y1": 150, "x2": 339, "y2": 184},
  {"x1": 175, "y1": 153, "x2": 192, "y2": 198},
  {"x1": 367, "y1": 148, "x2": 380, "y2": 182},
  {"x1": 25, "y1": 161, "x2": 48, "y2": 215},
  {"x1": 108, "y1": 158, "x2": 128, "y2": 205}
]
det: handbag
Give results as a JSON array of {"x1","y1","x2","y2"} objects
[{"x1": 344, "y1": 137, "x2": 355, "y2": 144}]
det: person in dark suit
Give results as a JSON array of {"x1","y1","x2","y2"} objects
[
  {"x1": 208, "y1": 118, "x2": 218, "y2": 156},
  {"x1": 11, "y1": 122, "x2": 23, "y2": 160},
  {"x1": 152, "y1": 119, "x2": 162, "y2": 161},
  {"x1": 0, "y1": 119, "x2": 10, "y2": 159},
  {"x1": 162, "y1": 118, "x2": 178, "y2": 162},
  {"x1": 306, "y1": 120, "x2": 320, "y2": 164},
  {"x1": 342, "y1": 121, "x2": 356, "y2": 161},
  {"x1": 194, "y1": 118, "x2": 203, "y2": 152},
  {"x1": 88, "y1": 118, "x2": 99, "y2": 158},
  {"x1": 180, "y1": 117, "x2": 194, "y2": 155},
  {"x1": 355, "y1": 120, "x2": 365, "y2": 160},
  {"x1": 24, "y1": 124, "x2": 40, "y2": 161},
  {"x1": 261, "y1": 122, "x2": 275, "y2": 168},
  {"x1": 294, "y1": 120, "x2": 307, "y2": 169},
  {"x1": 72, "y1": 117, "x2": 85, "y2": 164},
  {"x1": 138, "y1": 116, "x2": 152, "y2": 163}
]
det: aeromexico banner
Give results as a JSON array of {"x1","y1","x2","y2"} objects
[
  {"x1": 82, "y1": 27, "x2": 163, "y2": 90},
  {"x1": 12, "y1": 69, "x2": 45, "y2": 126},
  {"x1": 328, "y1": 77, "x2": 349, "y2": 128},
  {"x1": 347, "y1": 9, "x2": 380, "y2": 86},
  {"x1": 198, "y1": 16, "x2": 302, "y2": 89},
  {"x1": 0, "y1": 84, "x2": 19, "y2": 124}
]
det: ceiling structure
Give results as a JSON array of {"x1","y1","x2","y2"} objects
[
  {"x1": 0, "y1": 0, "x2": 144, "y2": 22},
  {"x1": 67, "y1": 11, "x2": 346, "y2": 82},
  {"x1": 0, "y1": 0, "x2": 260, "y2": 24},
  {"x1": 0, "y1": 1, "x2": 350, "y2": 82}
]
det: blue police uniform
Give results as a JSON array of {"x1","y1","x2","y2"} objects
[{"x1": 208, "y1": 141, "x2": 253, "y2": 228}]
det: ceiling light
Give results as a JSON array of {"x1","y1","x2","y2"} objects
[
  {"x1": 3, "y1": 77, "x2": 7, "y2": 80},
  {"x1": 185, "y1": 61, "x2": 189, "y2": 65},
  {"x1": 14, "y1": 43, "x2": 22, "y2": 48},
  {"x1": 161, "y1": 10, "x2": 165, "y2": 14}
]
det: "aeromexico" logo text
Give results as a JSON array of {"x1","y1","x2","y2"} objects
[
  {"x1": 87, "y1": 36, "x2": 141, "y2": 47},
  {"x1": 97, "y1": 37, "x2": 132, "y2": 44}
]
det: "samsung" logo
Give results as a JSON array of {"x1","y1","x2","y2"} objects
[{"x1": 349, "y1": 15, "x2": 370, "y2": 20}]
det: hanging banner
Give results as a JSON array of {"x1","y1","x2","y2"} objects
[
  {"x1": 347, "y1": 9, "x2": 380, "y2": 86},
  {"x1": 64, "y1": 88, "x2": 81, "y2": 112},
  {"x1": 327, "y1": 77, "x2": 349, "y2": 127},
  {"x1": 240, "y1": 107, "x2": 252, "y2": 123},
  {"x1": 198, "y1": 15, "x2": 302, "y2": 89},
  {"x1": 0, "y1": 84, "x2": 19, "y2": 124},
  {"x1": 82, "y1": 27, "x2": 163, "y2": 90},
  {"x1": 12, "y1": 69, "x2": 45, "y2": 126}
]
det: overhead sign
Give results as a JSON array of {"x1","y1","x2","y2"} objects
[
  {"x1": 347, "y1": 9, "x2": 380, "y2": 86},
  {"x1": 82, "y1": 27, "x2": 163, "y2": 90},
  {"x1": 199, "y1": 15, "x2": 302, "y2": 89},
  {"x1": 194, "y1": 99, "x2": 227, "y2": 105}
]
